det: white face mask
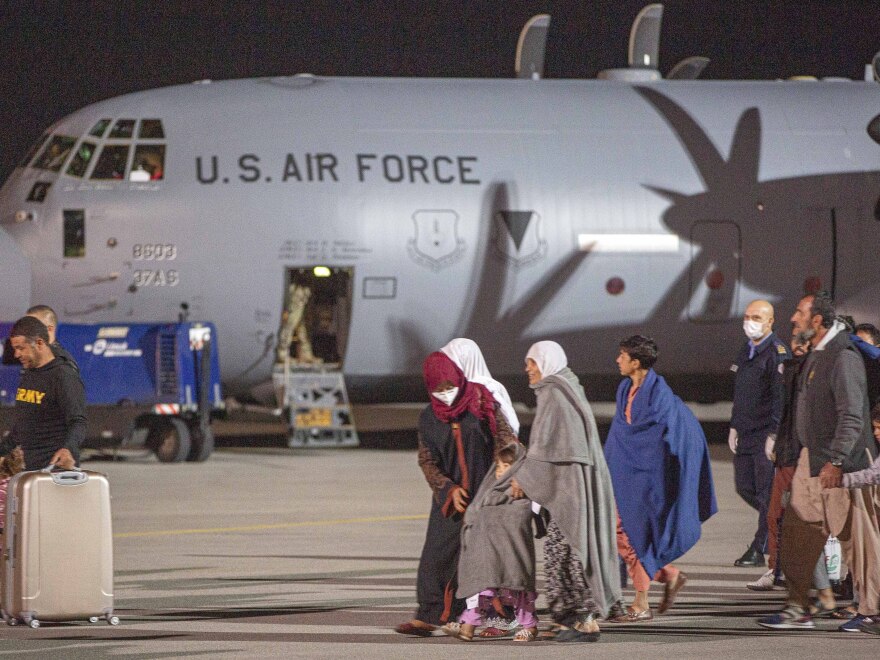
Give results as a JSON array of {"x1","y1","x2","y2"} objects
[
  {"x1": 743, "y1": 319, "x2": 767, "y2": 341},
  {"x1": 432, "y1": 387, "x2": 459, "y2": 407}
]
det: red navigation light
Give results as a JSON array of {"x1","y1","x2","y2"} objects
[
  {"x1": 606, "y1": 277, "x2": 625, "y2": 295},
  {"x1": 706, "y1": 270, "x2": 724, "y2": 290}
]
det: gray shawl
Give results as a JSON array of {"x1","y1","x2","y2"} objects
[
  {"x1": 514, "y1": 368, "x2": 621, "y2": 616},
  {"x1": 456, "y1": 443, "x2": 536, "y2": 598}
]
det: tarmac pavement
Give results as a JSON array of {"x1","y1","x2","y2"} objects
[{"x1": 0, "y1": 441, "x2": 876, "y2": 658}]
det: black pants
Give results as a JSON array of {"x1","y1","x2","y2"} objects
[
  {"x1": 415, "y1": 502, "x2": 463, "y2": 625},
  {"x1": 734, "y1": 451, "x2": 774, "y2": 553}
]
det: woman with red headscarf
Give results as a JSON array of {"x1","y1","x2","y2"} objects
[{"x1": 394, "y1": 351, "x2": 518, "y2": 637}]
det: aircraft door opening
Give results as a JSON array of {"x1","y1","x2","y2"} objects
[
  {"x1": 687, "y1": 221, "x2": 741, "y2": 322},
  {"x1": 276, "y1": 266, "x2": 353, "y2": 368}
]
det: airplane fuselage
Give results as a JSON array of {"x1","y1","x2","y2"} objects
[{"x1": 1, "y1": 76, "x2": 879, "y2": 401}]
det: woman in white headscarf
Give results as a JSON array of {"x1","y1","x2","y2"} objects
[
  {"x1": 441, "y1": 338, "x2": 520, "y2": 435},
  {"x1": 512, "y1": 340, "x2": 621, "y2": 643}
]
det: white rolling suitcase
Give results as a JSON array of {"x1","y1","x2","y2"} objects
[{"x1": 1, "y1": 468, "x2": 116, "y2": 628}]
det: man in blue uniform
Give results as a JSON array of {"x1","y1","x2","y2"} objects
[{"x1": 729, "y1": 299, "x2": 789, "y2": 567}]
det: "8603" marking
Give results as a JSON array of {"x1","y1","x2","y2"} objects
[{"x1": 133, "y1": 244, "x2": 177, "y2": 260}]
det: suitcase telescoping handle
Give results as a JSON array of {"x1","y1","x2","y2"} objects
[{"x1": 40, "y1": 465, "x2": 89, "y2": 485}]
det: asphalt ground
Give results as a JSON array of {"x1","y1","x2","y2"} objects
[{"x1": 0, "y1": 433, "x2": 876, "y2": 658}]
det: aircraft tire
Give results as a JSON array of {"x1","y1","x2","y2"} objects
[
  {"x1": 149, "y1": 417, "x2": 191, "y2": 463},
  {"x1": 186, "y1": 423, "x2": 214, "y2": 462}
]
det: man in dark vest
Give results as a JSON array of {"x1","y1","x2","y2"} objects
[{"x1": 759, "y1": 292, "x2": 879, "y2": 631}]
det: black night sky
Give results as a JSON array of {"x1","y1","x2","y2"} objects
[{"x1": 1, "y1": 0, "x2": 879, "y2": 183}]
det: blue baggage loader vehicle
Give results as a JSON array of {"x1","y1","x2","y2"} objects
[{"x1": 0, "y1": 321, "x2": 222, "y2": 462}]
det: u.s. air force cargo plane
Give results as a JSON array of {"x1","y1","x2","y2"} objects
[{"x1": 1, "y1": 17, "x2": 880, "y2": 404}]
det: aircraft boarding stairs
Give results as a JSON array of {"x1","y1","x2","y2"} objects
[{"x1": 273, "y1": 363, "x2": 359, "y2": 448}]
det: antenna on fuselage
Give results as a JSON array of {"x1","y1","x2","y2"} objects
[
  {"x1": 516, "y1": 14, "x2": 551, "y2": 79},
  {"x1": 599, "y1": 3, "x2": 710, "y2": 81}
]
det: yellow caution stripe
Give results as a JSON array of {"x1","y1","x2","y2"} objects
[{"x1": 114, "y1": 513, "x2": 428, "y2": 539}]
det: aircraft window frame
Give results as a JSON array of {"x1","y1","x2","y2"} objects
[
  {"x1": 108, "y1": 119, "x2": 136, "y2": 139},
  {"x1": 89, "y1": 119, "x2": 112, "y2": 138},
  {"x1": 63, "y1": 209, "x2": 86, "y2": 258},
  {"x1": 131, "y1": 144, "x2": 165, "y2": 181},
  {"x1": 32, "y1": 135, "x2": 77, "y2": 172},
  {"x1": 868, "y1": 114, "x2": 880, "y2": 146},
  {"x1": 65, "y1": 141, "x2": 98, "y2": 178},
  {"x1": 18, "y1": 132, "x2": 50, "y2": 168},
  {"x1": 26, "y1": 181, "x2": 51, "y2": 203},
  {"x1": 90, "y1": 144, "x2": 131, "y2": 180},
  {"x1": 138, "y1": 119, "x2": 165, "y2": 139}
]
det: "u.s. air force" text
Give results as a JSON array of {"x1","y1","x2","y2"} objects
[{"x1": 195, "y1": 153, "x2": 480, "y2": 185}]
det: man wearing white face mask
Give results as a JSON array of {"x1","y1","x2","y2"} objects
[{"x1": 729, "y1": 299, "x2": 790, "y2": 568}]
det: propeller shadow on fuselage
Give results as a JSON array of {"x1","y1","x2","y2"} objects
[{"x1": 450, "y1": 88, "x2": 880, "y2": 403}]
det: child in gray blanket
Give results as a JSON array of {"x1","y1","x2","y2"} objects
[{"x1": 442, "y1": 443, "x2": 539, "y2": 642}]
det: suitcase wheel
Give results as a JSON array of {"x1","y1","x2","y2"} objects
[
  {"x1": 89, "y1": 616, "x2": 99, "y2": 623},
  {"x1": 28, "y1": 619, "x2": 40, "y2": 629},
  {"x1": 107, "y1": 615, "x2": 120, "y2": 626}
]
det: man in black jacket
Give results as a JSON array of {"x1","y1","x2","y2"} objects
[
  {"x1": 759, "y1": 292, "x2": 879, "y2": 631},
  {"x1": 0, "y1": 316, "x2": 85, "y2": 470},
  {"x1": 728, "y1": 299, "x2": 789, "y2": 567}
]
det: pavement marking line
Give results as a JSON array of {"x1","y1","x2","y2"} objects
[
  {"x1": 0, "y1": 645, "x2": 98, "y2": 655},
  {"x1": 115, "y1": 621, "x2": 397, "y2": 635},
  {"x1": 114, "y1": 514, "x2": 428, "y2": 539}
]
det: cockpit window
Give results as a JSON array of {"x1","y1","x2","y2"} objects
[
  {"x1": 33, "y1": 135, "x2": 76, "y2": 172},
  {"x1": 18, "y1": 132, "x2": 50, "y2": 168},
  {"x1": 131, "y1": 145, "x2": 165, "y2": 180},
  {"x1": 27, "y1": 182, "x2": 51, "y2": 203},
  {"x1": 109, "y1": 119, "x2": 136, "y2": 139},
  {"x1": 66, "y1": 141, "x2": 97, "y2": 178},
  {"x1": 89, "y1": 119, "x2": 111, "y2": 138},
  {"x1": 90, "y1": 145, "x2": 130, "y2": 180},
  {"x1": 139, "y1": 119, "x2": 165, "y2": 139}
]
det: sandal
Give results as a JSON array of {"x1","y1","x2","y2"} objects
[
  {"x1": 478, "y1": 626, "x2": 513, "y2": 638},
  {"x1": 830, "y1": 607, "x2": 858, "y2": 620},
  {"x1": 513, "y1": 627, "x2": 538, "y2": 642},
  {"x1": 394, "y1": 620, "x2": 435, "y2": 637},
  {"x1": 441, "y1": 621, "x2": 473, "y2": 641},
  {"x1": 809, "y1": 599, "x2": 836, "y2": 617},
  {"x1": 606, "y1": 607, "x2": 654, "y2": 623},
  {"x1": 658, "y1": 572, "x2": 688, "y2": 614}
]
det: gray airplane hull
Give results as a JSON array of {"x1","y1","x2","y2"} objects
[{"x1": 1, "y1": 76, "x2": 879, "y2": 402}]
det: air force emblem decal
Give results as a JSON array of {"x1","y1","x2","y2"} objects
[
  {"x1": 408, "y1": 210, "x2": 466, "y2": 271},
  {"x1": 493, "y1": 210, "x2": 547, "y2": 268}
]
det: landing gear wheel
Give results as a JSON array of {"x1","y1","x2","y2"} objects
[
  {"x1": 186, "y1": 423, "x2": 214, "y2": 462},
  {"x1": 89, "y1": 616, "x2": 99, "y2": 623},
  {"x1": 107, "y1": 615, "x2": 120, "y2": 626},
  {"x1": 7, "y1": 618, "x2": 17, "y2": 626},
  {"x1": 28, "y1": 619, "x2": 40, "y2": 629},
  {"x1": 148, "y1": 417, "x2": 191, "y2": 463}
]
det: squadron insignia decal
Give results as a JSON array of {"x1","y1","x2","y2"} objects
[
  {"x1": 493, "y1": 210, "x2": 547, "y2": 268},
  {"x1": 407, "y1": 210, "x2": 466, "y2": 271}
]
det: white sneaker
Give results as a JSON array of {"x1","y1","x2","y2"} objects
[{"x1": 747, "y1": 569, "x2": 776, "y2": 591}]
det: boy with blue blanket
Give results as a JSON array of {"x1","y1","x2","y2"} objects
[{"x1": 604, "y1": 335, "x2": 717, "y2": 622}]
